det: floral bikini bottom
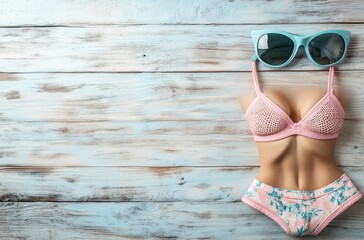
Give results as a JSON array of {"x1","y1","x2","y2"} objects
[{"x1": 241, "y1": 173, "x2": 362, "y2": 236}]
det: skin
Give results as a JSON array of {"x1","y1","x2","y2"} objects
[{"x1": 239, "y1": 85, "x2": 352, "y2": 191}]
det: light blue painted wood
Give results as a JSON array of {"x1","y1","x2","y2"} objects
[
  {"x1": 0, "y1": 71, "x2": 363, "y2": 167},
  {"x1": 0, "y1": 0, "x2": 362, "y2": 25},
  {"x1": 1, "y1": 201, "x2": 363, "y2": 239},
  {"x1": 0, "y1": 24, "x2": 363, "y2": 72},
  {"x1": 0, "y1": 166, "x2": 363, "y2": 202}
]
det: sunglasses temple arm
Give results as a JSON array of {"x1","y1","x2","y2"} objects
[{"x1": 251, "y1": 55, "x2": 258, "y2": 61}]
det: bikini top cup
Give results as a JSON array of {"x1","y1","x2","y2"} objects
[{"x1": 245, "y1": 61, "x2": 346, "y2": 142}]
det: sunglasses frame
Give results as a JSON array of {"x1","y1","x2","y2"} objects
[{"x1": 251, "y1": 29, "x2": 351, "y2": 68}]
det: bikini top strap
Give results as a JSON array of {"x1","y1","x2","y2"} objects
[
  {"x1": 327, "y1": 65, "x2": 335, "y2": 94},
  {"x1": 251, "y1": 60, "x2": 262, "y2": 95}
]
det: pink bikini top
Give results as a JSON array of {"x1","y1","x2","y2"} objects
[{"x1": 245, "y1": 61, "x2": 346, "y2": 142}]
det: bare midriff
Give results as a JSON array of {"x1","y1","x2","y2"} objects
[
  {"x1": 255, "y1": 136, "x2": 344, "y2": 191},
  {"x1": 239, "y1": 86, "x2": 350, "y2": 191}
]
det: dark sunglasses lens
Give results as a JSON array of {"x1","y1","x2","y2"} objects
[
  {"x1": 257, "y1": 33, "x2": 294, "y2": 66},
  {"x1": 308, "y1": 33, "x2": 345, "y2": 65}
]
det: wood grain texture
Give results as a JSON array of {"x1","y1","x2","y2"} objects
[
  {"x1": 0, "y1": 24, "x2": 362, "y2": 72},
  {"x1": 0, "y1": 0, "x2": 363, "y2": 26},
  {"x1": 1, "y1": 201, "x2": 363, "y2": 240},
  {"x1": 1, "y1": 71, "x2": 363, "y2": 167},
  {"x1": 1, "y1": 0, "x2": 364, "y2": 239},
  {"x1": 1, "y1": 71, "x2": 362, "y2": 122},
  {"x1": 0, "y1": 166, "x2": 363, "y2": 202}
]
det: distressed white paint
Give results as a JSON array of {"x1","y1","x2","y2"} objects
[
  {"x1": 0, "y1": 24, "x2": 362, "y2": 72},
  {"x1": 0, "y1": 0, "x2": 362, "y2": 25},
  {"x1": 0, "y1": 72, "x2": 363, "y2": 167},
  {"x1": 0, "y1": 201, "x2": 363, "y2": 239},
  {"x1": 0, "y1": 166, "x2": 363, "y2": 202}
]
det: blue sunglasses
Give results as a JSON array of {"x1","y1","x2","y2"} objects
[{"x1": 251, "y1": 29, "x2": 351, "y2": 68}]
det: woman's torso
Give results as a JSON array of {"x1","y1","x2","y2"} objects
[{"x1": 239, "y1": 86, "x2": 350, "y2": 191}]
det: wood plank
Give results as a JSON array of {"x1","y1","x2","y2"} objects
[
  {"x1": 1, "y1": 72, "x2": 363, "y2": 167},
  {"x1": 0, "y1": 24, "x2": 363, "y2": 72},
  {"x1": 0, "y1": 71, "x2": 362, "y2": 122},
  {"x1": 0, "y1": 119, "x2": 362, "y2": 167},
  {"x1": 0, "y1": 0, "x2": 363, "y2": 26},
  {"x1": 0, "y1": 166, "x2": 362, "y2": 202},
  {"x1": 0, "y1": 201, "x2": 363, "y2": 239}
]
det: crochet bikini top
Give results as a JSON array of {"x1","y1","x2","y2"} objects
[{"x1": 244, "y1": 61, "x2": 346, "y2": 142}]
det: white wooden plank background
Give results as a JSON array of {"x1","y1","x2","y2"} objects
[{"x1": 0, "y1": 1, "x2": 363, "y2": 239}]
